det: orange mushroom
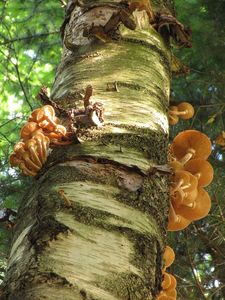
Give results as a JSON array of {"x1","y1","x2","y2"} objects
[
  {"x1": 163, "y1": 246, "x2": 175, "y2": 270},
  {"x1": 172, "y1": 102, "x2": 194, "y2": 120},
  {"x1": 168, "y1": 106, "x2": 179, "y2": 125},
  {"x1": 171, "y1": 130, "x2": 212, "y2": 164},
  {"x1": 9, "y1": 154, "x2": 37, "y2": 177},
  {"x1": 14, "y1": 142, "x2": 40, "y2": 172},
  {"x1": 32, "y1": 131, "x2": 50, "y2": 164},
  {"x1": 25, "y1": 139, "x2": 43, "y2": 168},
  {"x1": 168, "y1": 202, "x2": 191, "y2": 231},
  {"x1": 28, "y1": 108, "x2": 41, "y2": 122},
  {"x1": 184, "y1": 158, "x2": 214, "y2": 187},
  {"x1": 173, "y1": 187, "x2": 211, "y2": 221},
  {"x1": 161, "y1": 272, "x2": 172, "y2": 290},
  {"x1": 20, "y1": 122, "x2": 41, "y2": 140},
  {"x1": 157, "y1": 292, "x2": 175, "y2": 300},
  {"x1": 171, "y1": 170, "x2": 198, "y2": 206}
]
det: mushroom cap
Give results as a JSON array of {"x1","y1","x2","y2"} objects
[
  {"x1": 168, "y1": 213, "x2": 191, "y2": 231},
  {"x1": 157, "y1": 292, "x2": 175, "y2": 300},
  {"x1": 163, "y1": 246, "x2": 175, "y2": 269},
  {"x1": 174, "y1": 187, "x2": 211, "y2": 221},
  {"x1": 172, "y1": 170, "x2": 198, "y2": 205},
  {"x1": 20, "y1": 122, "x2": 40, "y2": 140},
  {"x1": 28, "y1": 108, "x2": 41, "y2": 122},
  {"x1": 14, "y1": 141, "x2": 26, "y2": 154},
  {"x1": 172, "y1": 170, "x2": 198, "y2": 193},
  {"x1": 184, "y1": 158, "x2": 214, "y2": 187},
  {"x1": 171, "y1": 130, "x2": 212, "y2": 161},
  {"x1": 167, "y1": 274, "x2": 177, "y2": 290},
  {"x1": 9, "y1": 154, "x2": 23, "y2": 167},
  {"x1": 162, "y1": 272, "x2": 171, "y2": 290},
  {"x1": 166, "y1": 288, "x2": 177, "y2": 299},
  {"x1": 36, "y1": 105, "x2": 55, "y2": 122},
  {"x1": 177, "y1": 102, "x2": 194, "y2": 120},
  {"x1": 173, "y1": 187, "x2": 198, "y2": 206}
]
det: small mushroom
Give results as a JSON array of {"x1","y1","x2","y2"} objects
[
  {"x1": 14, "y1": 142, "x2": 40, "y2": 172},
  {"x1": 184, "y1": 158, "x2": 214, "y2": 187},
  {"x1": 168, "y1": 106, "x2": 179, "y2": 125},
  {"x1": 173, "y1": 187, "x2": 211, "y2": 221},
  {"x1": 161, "y1": 272, "x2": 171, "y2": 290},
  {"x1": 28, "y1": 108, "x2": 41, "y2": 122},
  {"x1": 171, "y1": 170, "x2": 198, "y2": 206},
  {"x1": 168, "y1": 202, "x2": 191, "y2": 231},
  {"x1": 169, "y1": 102, "x2": 194, "y2": 120},
  {"x1": 32, "y1": 131, "x2": 50, "y2": 163},
  {"x1": 163, "y1": 246, "x2": 175, "y2": 270},
  {"x1": 171, "y1": 130, "x2": 212, "y2": 164},
  {"x1": 20, "y1": 122, "x2": 41, "y2": 140},
  {"x1": 9, "y1": 154, "x2": 37, "y2": 176},
  {"x1": 25, "y1": 139, "x2": 42, "y2": 168},
  {"x1": 157, "y1": 292, "x2": 175, "y2": 300},
  {"x1": 36, "y1": 105, "x2": 56, "y2": 125}
]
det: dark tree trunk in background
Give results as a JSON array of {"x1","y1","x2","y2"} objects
[{"x1": 3, "y1": 1, "x2": 174, "y2": 299}]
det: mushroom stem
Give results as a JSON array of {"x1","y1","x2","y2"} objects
[
  {"x1": 194, "y1": 172, "x2": 201, "y2": 179},
  {"x1": 169, "y1": 110, "x2": 188, "y2": 116},
  {"x1": 179, "y1": 149, "x2": 195, "y2": 164},
  {"x1": 19, "y1": 162, "x2": 37, "y2": 176}
]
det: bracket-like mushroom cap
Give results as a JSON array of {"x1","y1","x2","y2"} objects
[
  {"x1": 171, "y1": 130, "x2": 212, "y2": 163},
  {"x1": 177, "y1": 102, "x2": 194, "y2": 120},
  {"x1": 162, "y1": 272, "x2": 171, "y2": 290},
  {"x1": 28, "y1": 108, "x2": 41, "y2": 122},
  {"x1": 163, "y1": 246, "x2": 175, "y2": 269},
  {"x1": 174, "y1": 187, "x2": 211, "y2": 221},
  {"x1": 9, "y1": 153, "x2": 23, "y2": 167},
  {"x1": 157, "y1": 292, "x2": 175, "y2": 300},
  {"x1": 20, "y1": 122, "x2": 41, "y2": 140},
  {"x1": 184, "y1": 158, "x2": 214, "y2": 187},
  {"x1": 36, "y1": 105, "x2": 55, "y2": 122},
  {"x1": 168, "y1": 202, "x2": 191, "y2": 231},
  {"x1": 171, "y1": 170, "x2": 198, "y2": 205}
]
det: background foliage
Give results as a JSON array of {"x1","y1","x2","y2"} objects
[{"x1": 0, "y1": 0, "x2": 224, "y2": 299}]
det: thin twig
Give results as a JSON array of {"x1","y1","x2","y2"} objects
[
  {"x1": 0, "y1": 31, "x2": 59, "y2": 46},
  {"x1": 185, "y1": 235, "x2": 207, "y2": 300},
  {"x1": 0, "y1": 132, "x2": 13, "y2": 144},
  {"x1": 0, "y1": 117, "x2": 21, "y2": 129}
]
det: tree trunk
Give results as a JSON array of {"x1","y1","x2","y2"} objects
[{"x1": 3, "y1": 1, "x2": 172, "y2": 299}]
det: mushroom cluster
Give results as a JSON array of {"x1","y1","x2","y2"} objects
[
  {"x1": 168, "y1": 130, "x2": 213, "y2": 231},
  {"x1": 169, "y1": 102, "x2": 194, "y2": 125},
  {"x1": 157, "y1": 246, "x2": 177, "y2": 300},
  {"x1": 9, "y1": 105, "x2": 71, "y2": 176}
]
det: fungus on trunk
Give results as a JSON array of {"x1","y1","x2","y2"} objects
[
  {"x1": 171, "y1": 170, "x2": 198, "y2": 205},
  {"x1": 184, "y1": 158, "x2": 214, "y2": 187},
  {"x1": 168, "y1": 202, "x2": 191, "y2": 231},
  {"x1": 171, "y1": 130, "x2": 212, "y2": 164},
  {"x1": 163, "y1": 246, "x2": 175, "y2": 270},
  {"x1": 174, "y1": 187, "x2": 211, "y2": 221},
  {"x1": 169, "y1": 102, "x2": 194, "y2": 121}
]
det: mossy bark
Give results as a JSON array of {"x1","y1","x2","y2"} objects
[{"x1": 3, "y1": 1, "x2": 172, "y2": 299}]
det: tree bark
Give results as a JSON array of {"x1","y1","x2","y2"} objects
[{"x1": 3, "y1": 1, "x2": 172, "y2": 299}]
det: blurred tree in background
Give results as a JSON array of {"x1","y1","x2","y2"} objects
[{"x1": 0, "y1": 0, "x2": 224, "y2": 299}]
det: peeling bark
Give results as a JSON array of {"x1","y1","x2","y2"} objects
[{"x1": 3, "y1": 1, "x2": 172, "y2": 299}]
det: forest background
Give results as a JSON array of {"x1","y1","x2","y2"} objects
[{"x1": 0, "y1": 0, "x2": 224, "y2": 299}]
